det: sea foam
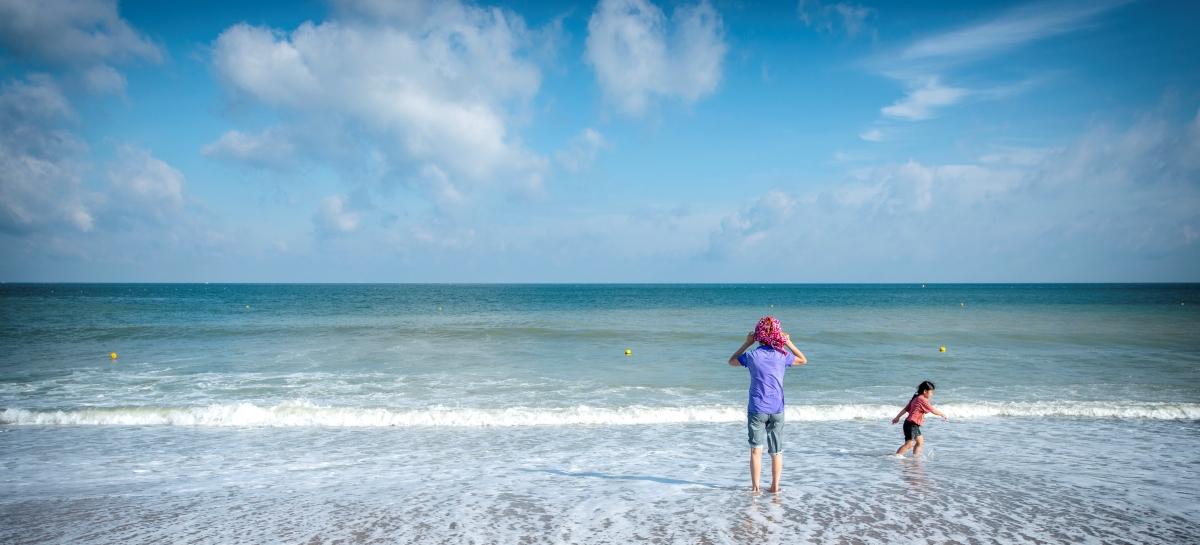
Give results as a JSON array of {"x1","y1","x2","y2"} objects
[{"x1": 2, "y1": 400, "x2": 1198, "y2": 427}]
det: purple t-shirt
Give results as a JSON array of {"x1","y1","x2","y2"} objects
[{"x1": 738, "y1": 345, "x2": 796, "y2": 414}]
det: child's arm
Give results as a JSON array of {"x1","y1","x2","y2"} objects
[
  {"x1": 891, "y1": 407, "x2": 908, "y2": 424},
  {"x1": 930, "y1": 405, "x2": 949, "y2": 420},
  {"x1": 783, "y1": 335, "x2": 807, "y2": 366},
  {"x1": 728, "y1": 333, "x2": 755, "y2": 367}
]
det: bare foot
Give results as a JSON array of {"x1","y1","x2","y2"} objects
[
  {"x1": 766, "y1": 486, "x2": 781, "y2": 493},
  {"x1": 750, "y1": 487, "x2": 762, "y2": 495}
]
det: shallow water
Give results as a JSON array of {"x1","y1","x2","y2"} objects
[
  {"x1": 2, "y1": 420, "x2": 1197, "y2": 544},
  {"x1": 2, "y1": 284, "x2": 1198, "y2": 543}
]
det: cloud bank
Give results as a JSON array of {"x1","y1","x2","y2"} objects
[
  {"x1": 710, "y1": 107, "x2": 1200, "y2": 281},
  {"x1": 0, "y1": 76, "x2": 92, "y2": 234}
]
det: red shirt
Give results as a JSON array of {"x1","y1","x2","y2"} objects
[{"x1": 905, "y1": 395, "x2": 934, "y2": 426}]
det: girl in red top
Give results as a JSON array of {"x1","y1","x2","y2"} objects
[{"x1": 891, "y1": 380, "x2": 947, "y2": 458}]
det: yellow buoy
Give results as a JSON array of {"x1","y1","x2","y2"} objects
[
  {"x1": 109, "y1": 352, "x2": 118, "y2": 360},
  {"x1": 938, "y1": 346, "x2": 946, "y2": 353},
  {"x1": 624, "y1": 349, "x2": 632, "y2": 356}
]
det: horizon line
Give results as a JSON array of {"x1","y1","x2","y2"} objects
[{"x1": 2, "y1": 281, "x2": 1197, "y2": 286}]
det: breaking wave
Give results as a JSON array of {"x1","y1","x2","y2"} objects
[{"x1": 3, "y1": 400, "x2": 1198, "y2": 427}]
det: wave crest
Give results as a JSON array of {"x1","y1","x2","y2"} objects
[{"x1": 2, "y1": 401, "x2": 1197, "y2": 427}]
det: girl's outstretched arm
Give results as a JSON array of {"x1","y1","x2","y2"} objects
[
  {"x1": 728, "y1": 332, "x2": 756, "y2": 367},
  {"x1": 891, "y1": 408, "x2": 908, "y2": 424},
  {"x1": 931, "y1": 406, "x2": 949, "y2": 420}
]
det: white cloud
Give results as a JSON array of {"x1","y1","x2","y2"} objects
[
  {"x1": 585, "y1": 0, "x2": 727, "y2": 116},
  {"x1": 203, "y1": 128, "x2": 298, "y2": 170},
  {"x1": 555, "y1": 128, "x2": 607, "y2": 173},
  {"x1": 0, "y1": 75, "x2": 93, "y2": 234},
  {"x1": 901, "y1": 0, "x2": 1129, "y2": 64},
  {"x1": 858, "y1": 128, "x2": 884, "y2": 142},
  {"x1": 0, "y1": 0, "x2": 239, "y2": 274},
  {"x1": 797, "y1": 1, "x2": 874, "y2": 38},
  {"x1": 978, "y1": 146, "x2": 1058, "y2": 167},
  {"x1": 0, "y1": 0, "x2": 161, "y2": 99},
  {"x1": 707, "y1": 190, "x2": 799, "y2": 257},
  {"x1": 107, "y1": 146, "x2": 185, "y2": 223},
  {"x1": 8, "y1": 141, "x2": 233, "y2": 272},
  {"x1": 0, "y1": 74, "x2": 73, "y2": 122},
  {"x1": 415, "y1": 164, "x2": 466, "y2": 209},
  {"x1": 211, "y1": 24, "x2": 321, "y2": 108},
  {"x1": 840, "y1": 160, "x2": 1023, "y2": 214},
  {"x1": 82, "y1": 64, "x2": 126, "y2": 95},
  {"x1": 0, "y1": 0, "x2": 186, "y2": 241},
  {"x1": 314, "y1": 194, "x2": 361, "y2": 235},
  {"x1": 881, "y1": 77, "x2": 969, "y2": 120},
  {"x1": 0, "y1": 0, "x2": 163, "y2": 65},
  {"x1": 328, "y1": 0, "x2": 439, "y2": 26},
  {"x1": 211, "y1": 0, "x2": 549, "y2": 196},
  {"x1": 832, "y1": 150, "x2": 865, "y2": 163},
  {"x1": 868, "y1": 1, "x2": 1127, "y2": 126}
]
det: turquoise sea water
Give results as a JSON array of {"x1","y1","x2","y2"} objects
[{"x1": 2, "y1": 284, "x2": 1199, "y2": 543}]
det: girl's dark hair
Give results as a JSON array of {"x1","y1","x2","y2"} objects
[{"x1": 916, "y1": 380, "x2": 936, "y2": 395}]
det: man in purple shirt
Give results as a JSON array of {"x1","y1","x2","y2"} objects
[{"x1": 728, "y1": 316, "x2": 807, "y2": 494}]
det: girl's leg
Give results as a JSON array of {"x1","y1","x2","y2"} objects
[
  {"x1": 912, "y1": 436, "x2": 925, "y2": 458},
  {"x1": 895, "y1": 440, "x2": 914, "y2": 455}
]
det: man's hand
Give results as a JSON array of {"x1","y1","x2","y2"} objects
[{"x1": 746, "y1": 331, "x2": 755, "y2": 343}]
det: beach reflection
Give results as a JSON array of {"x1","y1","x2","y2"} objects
[
  {"x1": 736, "y1": 490, "x2": 786, "y2": 540},
  {"x1": 900, "y1": 459, "x2": 928, "y2": 493}
]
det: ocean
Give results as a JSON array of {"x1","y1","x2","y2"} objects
[{"x1": 2, "y1": 284, "x2": 1198, "y2": 543}]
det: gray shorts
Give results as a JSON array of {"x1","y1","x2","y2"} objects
[
  {"x1": 903, "y1": 420, "x2": 922, "y2": 441},
  {"x1": 747, "y1": 412, "x2": 784, "y2": 455}
]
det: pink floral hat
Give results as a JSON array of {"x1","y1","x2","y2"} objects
[{"x1": 754, "y1": 316, "x2": 788, "y2": 352}]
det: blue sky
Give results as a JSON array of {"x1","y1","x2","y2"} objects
[{"x1": 1, "y1": 0, "x2": 1197, "y2": 282}]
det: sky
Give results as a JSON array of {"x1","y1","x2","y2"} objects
[{"x1": 0, "y1": 0, "x2": 1197, "y2": 282}]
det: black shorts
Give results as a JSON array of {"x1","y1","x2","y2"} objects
[{"x1": 903, "y1": 420, "x2": 922, "y2": 441}]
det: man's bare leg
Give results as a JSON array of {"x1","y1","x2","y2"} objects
[
  {"x1": 750, "y1": 447, "x2": 763, "y2": 492},
  {"x1": 767, "y1": 453, "x2": 782, "y2": 493}
]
